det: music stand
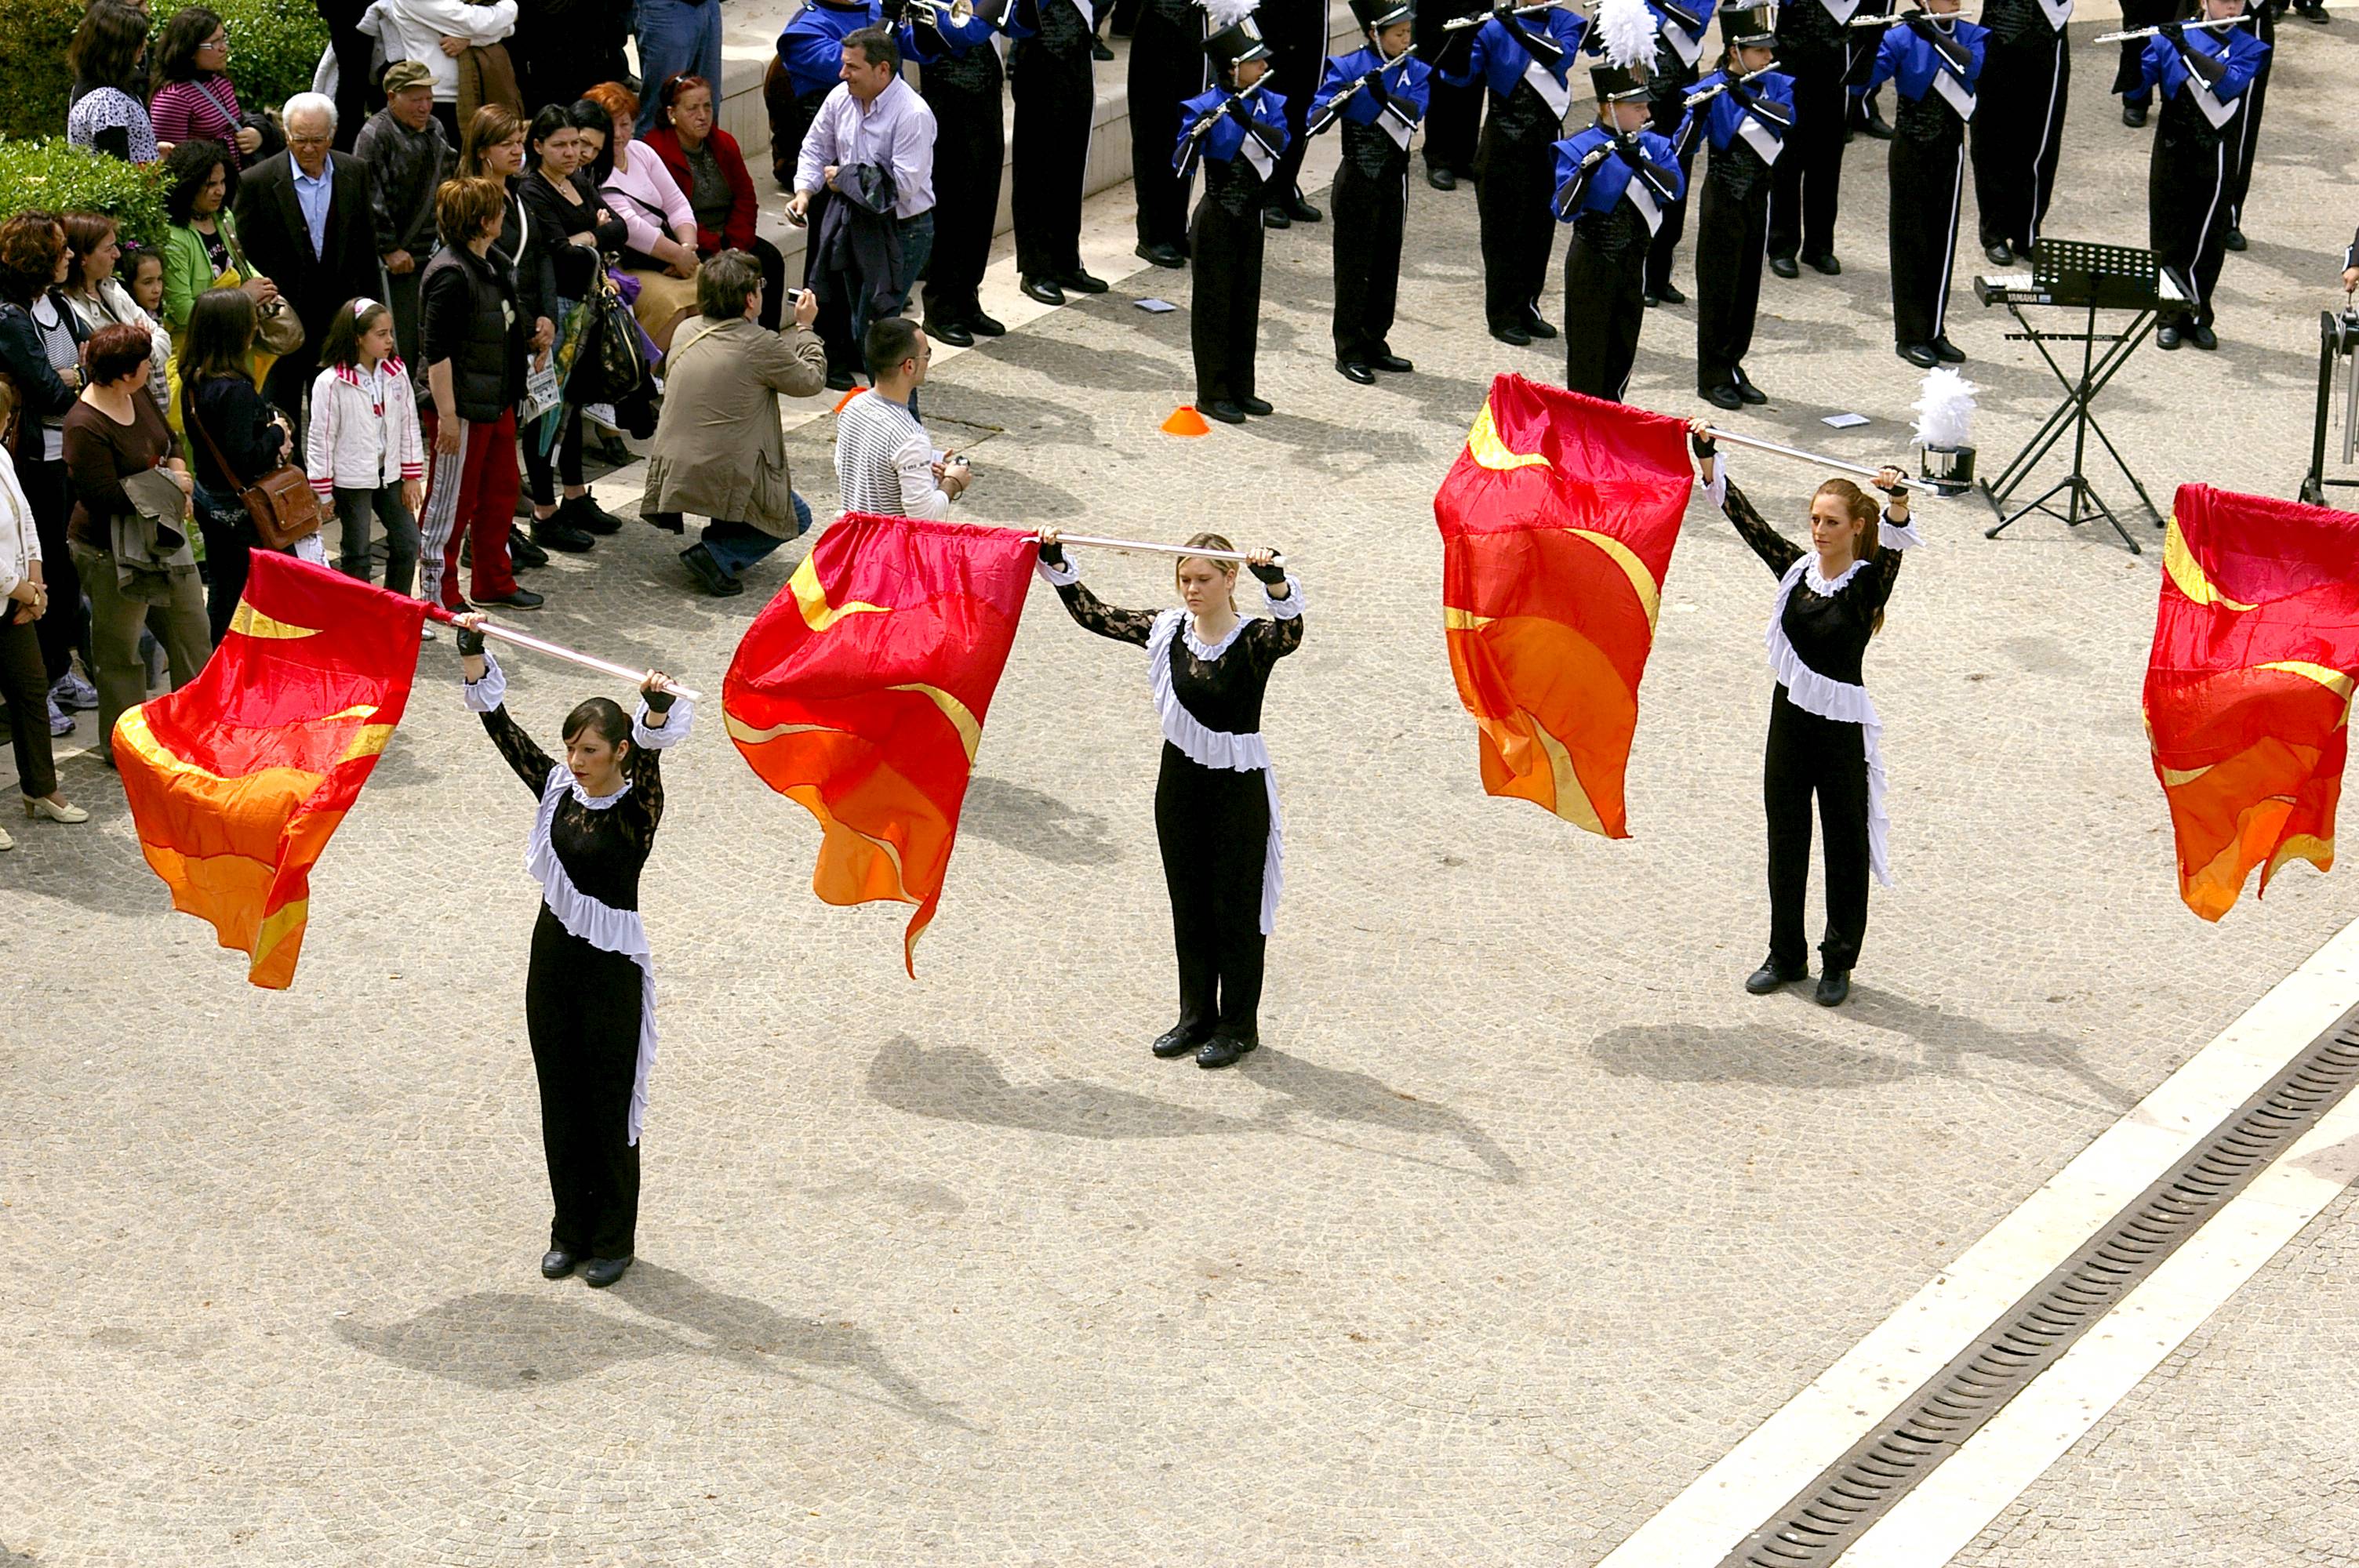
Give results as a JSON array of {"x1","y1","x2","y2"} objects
[{"x1": 1982, "y1": 238, "x2": 2166, "y2": 554}]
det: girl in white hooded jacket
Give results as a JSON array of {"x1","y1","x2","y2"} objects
[{"x1": 308, "y1": 299, "x2": 426, "y2": 608}]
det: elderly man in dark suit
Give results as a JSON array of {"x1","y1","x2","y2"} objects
[{"x1": 234, "y1": 91, "x2": 382, "y2": 443}]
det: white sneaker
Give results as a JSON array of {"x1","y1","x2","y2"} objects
[
  {"x1": 51, "y1": 672, "x2": 97, "y2": 710},
  {"x1": 584, "y1": 402, "x2": 620, "y2": 434},
  {"x1": 420, "y1": 622, "x2": 438, "y2": 641},
  {"x1": 46, "y1": 698, "x2": 75, "y2": 737},
  {"x1": 0, "y1": 822, "x2": 14, "y2": 851}
]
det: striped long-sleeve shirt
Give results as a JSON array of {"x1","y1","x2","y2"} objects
[{"x1": 833, "y1": 390, "x2": 951, "y2": 518}]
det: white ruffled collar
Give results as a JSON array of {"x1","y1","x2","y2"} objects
[
  {"x1": 547, "y1": 763, "x2": 632, "y2": 811},
  {"x1": 1799, "y1": 554, "x2": 1866, "y2": 596},
  {"x1": 1167, "y1": 608, "x2": 1249, "y2": 661}
]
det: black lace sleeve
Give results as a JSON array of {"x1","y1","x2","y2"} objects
[
  {"x1": 1720, "y1": 477, "x2": 1805, "y2": 578},
  {"x1": 478, "y1": 705, "x2": 557, "y2": 796},
  {"x1": 1053, "y1": 579, "x2": 1159, "y2": 646},
  {"x1": 623, "y1": 726, "x2": 668, "y2": 845},
  {"x1": 1843, "y1": 539, "x2": 1907, "y2": 618},
  {"x1": 1244, "y1": 606, "x2": 1304, "y2": 670}
]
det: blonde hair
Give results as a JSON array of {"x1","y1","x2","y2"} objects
[
  {"x1": 1175, "y1": 531, "x2": 1239, "y2": 611},
  {"x1": 1812, "y1": 478, "x2": 1885, "y2": 633}
]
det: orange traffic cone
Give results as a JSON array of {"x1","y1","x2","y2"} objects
[
  {"x1": 832, "y1": 385, "x2": 868, "y2": 414},
  {"x1": 1161, "y1": 405, "x2": 1211, "y2": 437}
]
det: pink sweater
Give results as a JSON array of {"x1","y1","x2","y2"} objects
[
  {"x1": 600, "y1": 148, "x2": 694, "y2": 260},
  {"x1": 149, "y1": 75, "x2": 246, "y2": 171}
]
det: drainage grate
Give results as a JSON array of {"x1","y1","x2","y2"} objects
[{"x1": 1721, "y1": 1007, "x2": 2359, "y2": 1568}]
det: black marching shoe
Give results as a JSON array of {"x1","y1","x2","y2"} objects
[
  {"x1": 1521, "y1": 307, "x2": 1558, "y2": 339},
  {"x1": 1196, "y1": 1035, "x2": 1258, "y2": 1069},
  {"x1": 1338, "y1": 359, "x2": 1376, "y2": 384},
  {"x1": 2189, "y1": 325, "x2": 2219, "y2": 351},
  {"x1": 1091, "y1": 35, "x2": 1115, "y2": 59},
  {"x1": 930, "y1": 319, "x2": 976, "y2": 347},
  {"x1": 477, "y1": 586, "x2": 545, "y2": 611},
  {"x1": 2157, "y1": 324, "x2": 2184, "y2": 350},
  {"x1": 969, "y1": 311, "x2": 1007, "y2": 336},
  {"x1": 1745, "y1": 958, "x2": 1805, "y2": 995},
  {"x1": 1643, "y1": 289, "x2": 1661, "y2": 307},
  {"x1": 1426, "y1": 165, "x2": 1457, "y2": 191},
  {"x1": 1020, "y1": 274, "x2": 1066, "y2": 306},
  {"x1": 824, "y1": 369, "x2": 857, "y2": 391},
  {"x1": 1370, "y1": 351, "x2": 1413, "y2": 372},
  {"x1": 1201, "y1": 399, "x2": 1248, "y2": 424},
  {"x1": 680, "y1": 543, "x2": 743, "y2": 597},
  {"x1": 1135, "y1": 240, "x2": 1188, "y2": 268},
  {"x1": 2299, "y1": 0, "x2": 2329, "y2": 21},
  {"x1": 1151, "y1": 1025, "x2": 1205, "y2": 1059},
  {"x1": 2222, "y1": 227, "x2": 2247, "y2": 252},
  {"x1": 541, "y1": 1248, "x2": 578, "y2": 1279},
  {"x1": 1653, "y1": 280, "x2": 1686, "y2": 306},
  {"x1": 533, "y1": 513, "x2": 595, "y2": 552},
  {"x1": 1702, "y1": 381, "x2": 1745, "y2": 411},
  {"x1": 1851, "y1": 94, "x2": 1893, "y2": 140},
  {"x1": 2122, "y1": 100, "x2": 2149, "y2": 127},
  {"x1": 1732, "y1": 366, "x2": 1768, "y2": 405},
  {"x1": 1768, "y1": 254, "x2": 1800, "y2": 279},
  {"x1": 1262, "y1": 204, "x2": 1292, "y2": 229},
  {"x1": 1896, "y1": 341, "x2": 1940, "y2": 368},
  {"x1": 1930, "y1": 336, "x2": 1966, "y2": 363},
  {"x1": 507, "y1": 524, "x2": 551, "y2": 568},
  {"x1": 1803, "y1": 252, "x2": 1841, "y2": 276},
  {"x1": 1814, "y1": 969, "x2": 1852, "y2": 1007},
  {"x1": 1059, "y1": 269, "x2": 1109, "y2": 294},
  {"x1": 1983, "y1": 239, "x2": 2014, "y2": 267},
  {"x1": 1237, "y1": 395, "x2": 1274, "y2": 416},
  {"x1": 582, "y1": 1254, "x2": 634, "y2": 1288},
  {"x1": 1489, "y1": 321, "x2": 1533, "y2": 346},
  {"x1": 1285, "y1": 191, "x2": 1321, "y2": 222}
]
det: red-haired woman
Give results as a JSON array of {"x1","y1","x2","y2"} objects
[{"x1": 1688, "y1": 419, "x2": 1918, "y2": 1008}]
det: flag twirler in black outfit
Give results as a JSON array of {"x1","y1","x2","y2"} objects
[
  {"x1": 1310, "y1": 0, "x2": 1435, "y2": 381},
  {"x1": 1179, "y1": 0, "x2": 1293, "y2": 423},
  {"x1": 1968, "y1": 0, "x2": 2071, "y2": 266},
  {"x1": 1035, "y1": 537, "x2": 1304, "y2": 1069},
  {"x1": 1678, "y1": 4, "x2": 1792, "y2": 407},
  {"x1": 1866, "y1": 4, "x2": 1987, "y2": 367}
]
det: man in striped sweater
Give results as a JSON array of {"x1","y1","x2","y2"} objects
[{"x1": 832, "y1": 318, "x2": 977, "y2": 517}]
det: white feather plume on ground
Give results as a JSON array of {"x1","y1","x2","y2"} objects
[
  {"x1": 1595, "y1": 0, "x2": 1659, "y2": 67},
  {"x1": 1910, "y1": 368, "x2": 1978, "y2": 449},
  {"x1": 1201, "y1": 0, "x2": 1260, "y2": 29}
]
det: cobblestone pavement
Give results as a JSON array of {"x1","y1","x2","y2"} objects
[{"x1": 10, "y1": 20, "x2": 2359, "y2": 1567}]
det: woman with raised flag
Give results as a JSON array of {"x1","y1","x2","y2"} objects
[
  {"x1": 1686, "y1": 419, "x2": 1917, "y2": 1009},
  {"x1": 1033, "y1": 531, "x2": 1302, "y2": 1071},
  {"x1": 455, "y1": 619, "x2": 693, "y2": 1290},
  {"x1": 1177, "y1": 0, "x2": 1292, "y2": 425}
]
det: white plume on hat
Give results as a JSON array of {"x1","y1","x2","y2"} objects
[
  {"x1": 1201, "y1": 0, "x2": 1261, "y2": 27},
  {"x1": 1596, "y1": 0, "x2": 1658, "y2": 68},
  {"x1": 1910, "y1": 367, "x2": 1978, "y2": 448}
]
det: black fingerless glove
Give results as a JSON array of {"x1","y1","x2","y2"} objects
[
  {"x1": 643, "y1": 687, "x2": 676, "y2": 715},
  {"x1": 1037, "y1": 538, "x2": 1067, "y2": 568},
  {"x1": 1248, "y1": 557, "x2": 1288, "y2": 586},
  {"x1": 456, "y1": 624, "x2": 485, "y2": 656},
  {"x1": 1689, "y1": 428, "x2": 1716, "y2": 459}
]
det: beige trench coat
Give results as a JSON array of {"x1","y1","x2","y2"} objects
[{"x1": 639, "y1": 318, "x2": 827, "y2": 537}]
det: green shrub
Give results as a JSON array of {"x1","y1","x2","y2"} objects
[
  {"x1": 0, "y1": 0, "x2": 79, "y2": 143},
  {"x1": 0, "y1": 136, "x2": 170, "y2": 251},
  {"x1": 0, "y1": 0, "x2": 329, "y2": 145}
]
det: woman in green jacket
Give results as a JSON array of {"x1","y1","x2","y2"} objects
[{"x1": 158, "y1": 140, "x2": 278, "y2": 431}]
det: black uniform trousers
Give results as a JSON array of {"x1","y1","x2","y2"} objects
[
  {"x1": 1417, "y1": 0, "x2": 1487, "y2": 176},
  {"x1": 1695, "y1": 151, "x2": 1772, "y2": 391},
  {"x1": 1476, "y1": 96, "x2": 1560, "y2": 329},
  {"x1": 1156, "y1": 745, "x2": 1270, "y2": 1041},
  {"x1": 1129, "y1": 1, "x2": 1205, "y2": 251},
  {"x1": 1190, "y1": 170, "x2": 1267, "y2": 404},
  {"x1": 2115, "y1": 0, "x2": 2188, "y2": 104},
  {"x1": 1644, "y1": 59, "x2": 1701, "y2": 294},
  {"x1": 1332, "y1": 135, "x2": 1409, "y2": 361},
  {"x1": 1845, "y1": 0, "x2": 1892, "y2": 99},
  {"x1": 2150, "y1": 96, "x2": 2234, "y2": 331},
  {"x1": 1258, "y1": 0, "x2": 1327, "y2": 206},
  {"x1": 1564, "y1": 205, "x2": 1649, "y2": 400},
  {"x1": 1887, "y1": 96, "x2": 1967, "y2": 347},
  {"x1": 1970, "y1": 24, "x2": 2070, "y2": 253},
  {"x1": 1768, "y1": 49, "x2": 1847, "y2": 262},
  {"x1": 2226, "y1": 8, "x2": 2273, "y2": 231},
  {"x1": 1011, "y1": 38, "x2": 1096, "y2": 279},
  {"x1": 525, "y1": 907, "x2": 643, "y2": 1260},
  {"x1": 920, "y1": 50, "x2": 1007, "y2": 328},
  {"x1": 1763, "y1": 687, "x2": 1870, "y2": 975}
]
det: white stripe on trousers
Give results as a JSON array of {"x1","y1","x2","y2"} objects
[
  {"x1": 1931, "y1": 144, "x2": 1962, "y2": 340},
  {"x1": 2189, "y1": 139, "x2": 2226, "y2": 320},
  {"x1": 415, "y1": 416, "x2": 474, "y2": 607},
  {"x1": 2026, "y1": 34, "x2": 2063, "y2": 249}
]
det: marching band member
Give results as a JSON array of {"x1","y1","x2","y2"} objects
[
  {"x1": 1033, "y1": 530, "x2": 1303, "y2": 1070},
  {"x1": 2114, "y1": 0, "x2": 2180, "y2": 125},
  {"x1": 1554, "y1": 0, "x2": 1683, "y2": 400},
  {"x1": 1844, "y1": 0, "x2": 1896, "y2": 141},
  {"x1": 2222, "y1": 0, "x2": 2272, "y2": 252},
  {"x1": 2128, "y1": 0, "x2": 2270, "y2": 350},
  {"x1": 1866, "y1": 0, "x2": 1986, "y2": 368},
  {"x1": 1686, "y1": 421, "x2": 1920, "y2": 1010},
  {"x1": 1311, "y1": 0, "x2": 1434, "y2": 383},
  {"x1": 1417, "y1": 0, "x2": 1488, "y2": 188},
  {"x1": 1444, "y1": 0, "x2": 1589, "y2": 346},
  {"x1": 1681, "y1": 3, "x2": 1792, "y2": 408},
  {"x1": 1767, "y1": 0, "x2": 1853, "y2": 278},
  {"x1": 1970, "y1": 0, "x2": 2070, "y2": 267},
  {"x1": 1012, "y1": 0, "x2": 1109, "y2": 306},
  {"x1": 456, "y1": 620, "x2": 695, "y2": 1290},
  {"x1": 1639, "y1": 0, "x2": 1717, "y2": 308},
  {"x1": 1129, "y1": 0, "x2": 1208, "y2": 267},
  {"x1": 1178, "y1": 0, "x2": 1292, "y2": 423},
  {"x1": 903, "y1": 0, "x2": 1030, "y2": 346},
  {"x1": 1258, "y1": 0, "x2": 1329, "y2": 227}
]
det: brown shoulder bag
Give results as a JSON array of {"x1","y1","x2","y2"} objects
[{"x1": 183, "y1": 379, "x2": 321, "y2": 551}]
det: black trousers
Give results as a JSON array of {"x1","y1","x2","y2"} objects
[
  {"x1": 0, "y1": 615, "x2": 56, "y2": 799},
  {"x1": 1190, "y1": 196, "x2": 1265, "y2": 404},
  {"x1": 1011, "y1": 43, "x2": 1094, "y2": 279},
  {"x1": 17, "y1": 457, "x2": 79, "y2": 687},
  {"x1": 1768, "y1": 54, "x2": 1846, "y2": 262},
  {"x1": 523, "y1": 408, "x2": 587, "y2": 509},
  {"x1": 1332, "y1": 161, "x2": 1408, "y2": 361},
  {"x1": 747, "y1": 234, "x2": 787, "y2": 332},
  {"x1": 1563, "y1": 222, "x2": 1647, "y2": 400},
  {"x1": 318, "y1": 5, "x2": 377, "y2": 152},
  {"x1": 1643, "y1": 67, "x2": 1699, "y2": 294},
  {"x1": 1477, "y1": 124, "x2": 1558, "y2": 328},
  {"x1": 1695, "y1": 168, "x2": 1769, "y2": 390},
  {"x1": 1763, "y1": 687, "x2": 1870, "y2": 974},
  {"x1": 1971, "y1": 28, "x2": 2070, "y2": 253},
  {"x1": 922, "y1": 85, "x2": 1006, "y2": 325},
  {"x1": 526, "y1": 907, "x2": 644, "y2": 1260},
  {"x1": 1129, "y1": 7, "x2": 1205, "y2": 249},
  {"x1": 2115, "y1": 0, "x2": 2187, "y2": 103},
  {"x1": 1845, "y1": 0, "x2": 1891, "y2": 94},
  {"x1": 1888, "y1": 113, "x2": 1965, "y2": 346},
  {"x1": 1156, "y1": 744, "x2": 1270, "y2": 1042},
  {"x1": 1417, "y1": 0, "x2": 1485, "y2": 175},
  {"x1": 1258, "y1": 0, "x2": 1325, "y2": 205},
  {"x1": 2150, "y1": 116, "x2": 2233, "y2": 331},
  {"x1": 2226, "y1": 43, "x2": 2270, "y2": 230}
]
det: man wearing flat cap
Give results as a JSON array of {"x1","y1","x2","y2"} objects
[{"x1": 354, "y1": 59, "x2": 453, "y2": 378}]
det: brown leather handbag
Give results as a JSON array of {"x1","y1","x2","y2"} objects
[{"x1": 183, "y1": 381, "x2": 321, "y2": 552}]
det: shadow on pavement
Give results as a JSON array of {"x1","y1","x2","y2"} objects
[
  {"x1": 958, "y1": 775, "x2": 1123, "y2": 867},
  {"x1": 1241, "y1": 1047, "x2": 1522, "y2": 1185}
]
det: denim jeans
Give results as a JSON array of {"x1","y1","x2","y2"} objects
[
  {"x1": 702, "y1": 492, "x2": 812, "y2": 579},
  {"x1": 632, "y1": 0, "x2": 724, "y2": 131},
  {"x1": 855, "y1": 209, "x2": 937, "y2": 348}
]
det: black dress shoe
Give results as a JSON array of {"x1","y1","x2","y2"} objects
[
  {"x1": 2222, "y1": 227, "x2": 2247, "y2": 252},
  {"x1": 1521, "y1": 308, "x2": 1558, "y2": 339},
  {"x1": 1262, "y1": 204, "x2": 1291, "y2": 229},
  {"x1": 2299, "y1": 1, "x2": 2329, "y2": 21},
  {"x1": 825, "y1": 369, "x2": 857, "y2": 391},
  {"x1": 1370, "y1": 352, "x2": 1412, "y2": 372},
  {"x1": 1803, "y1": 252, "x2": 1841, "y2": 276},
  {"x1": 582, "y1": 1254, "x2": 634, "y2": 1288},
  {"x1": 478, "y1": 586, "x2": 545, "y2": 610},
  {"x1": 1814, "y1": 970, "x2": 1851, "y2": 1007},
  {"x1": 1768, "y1": 254, "x2": 1800, "y2": 279},
  {"x1": 1896, "y1": 341, "x2": 1940, "y2": 368},
  {"x1": 1930, "y1": 336, "x2": 1966, "y2": 363},
  {"x1": 930, "y1": 319, "x2": 975, "y2": 347},
  {"x1": 1643, "y1": 289, "x2": 1660, "y2": 308},
  {"x1": 1854, "y1": 97, "x2": 1893, "y2": 140},
  {"x1": 2122, "y1": 101, "x2": 2148, "y2": 127},
  {"x1": 1703, "y1": 382, "x2": 1745, "y2": 410},
  {"x1": 532, "y1": 517, "x2": 595, "y2": 552},
  {"x1": 1091, "y1": 36, "x2": 1114, "y2": 58},
  {"x1": 1285, "y1": 193, "x2": 1321, "y2": 222},
  {"x1": 507, "y1": 525, "x2": 551, "y2": 568},
  {"x1": 1983, "y1": 239, "x2": 2014, "y2": 267},
  {"x1": 1653, "y1": 280, "x2": 1686, "y2": 305},
  {"x1": 1134, "y1": 241, "x2": 1188, "y2": 269},
  {"x1": 1426, "y1": 165, "x2": 1457, "y2": 191},
  {"x1": 1338, "y1": 359, "x2": 1376, "y2": 384},
  {"x1": 1020, "y1": 274, "x2": 1065, "y2": 306},
  {"x1": 2190, "y1": 325, "x2": 2219, "y2": 351},
  {"x1": 968, "y1": 311, "x2": 1007, "y2": 336},
  {"x1": 1488, "y1": 321, "x2": 1532, "y2": 347},
  {"x1": 1745, "y1": 960, "x2": 1804, "y2": 995},
  {"x1": 559, "y1": 494, "x2": 622, "y2": 535},
  {"x1": 1237, "y1": 395, "x2": 1274, "y2": 416},
  {"x1": 541, "y1": 1248, "x2": 578, "y2": 1279},
  {"x1": 1201, "y1": 399, "x2": 1248, "y2": 424},
  {"x1": 1732, "y1": 368, "x2": 1768, "y2": 405},
  {"x1": 1060, "y1": 269, "x2": 1108, "y2": 294},
  {"x1": 2157, "y1": 324, "x2": 2183, "y2": 350},
  {"x1": 1195, "y1": 1035, "x2": 1257, "y2": 1069},
  {"x1": 680, "y1": 543, "x2": 743, "y2": 597},
  {"x1": 1151, "y1": 1025, "x2": 1205, "y2": 1058}
]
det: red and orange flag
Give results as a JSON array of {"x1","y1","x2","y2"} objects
[
  {"x1": 114, "y1": 554, "x2": 427, "y2": 987},
  {"x1": 2145, "y1": 484, "x2": 2359, "y2": 920},
  {"x1": 723, "y1": 514, "x2": 1038, "y2": 974},
  {"x1": 1433, "y1": 373, "x2": 1693, "y2": 838}
]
